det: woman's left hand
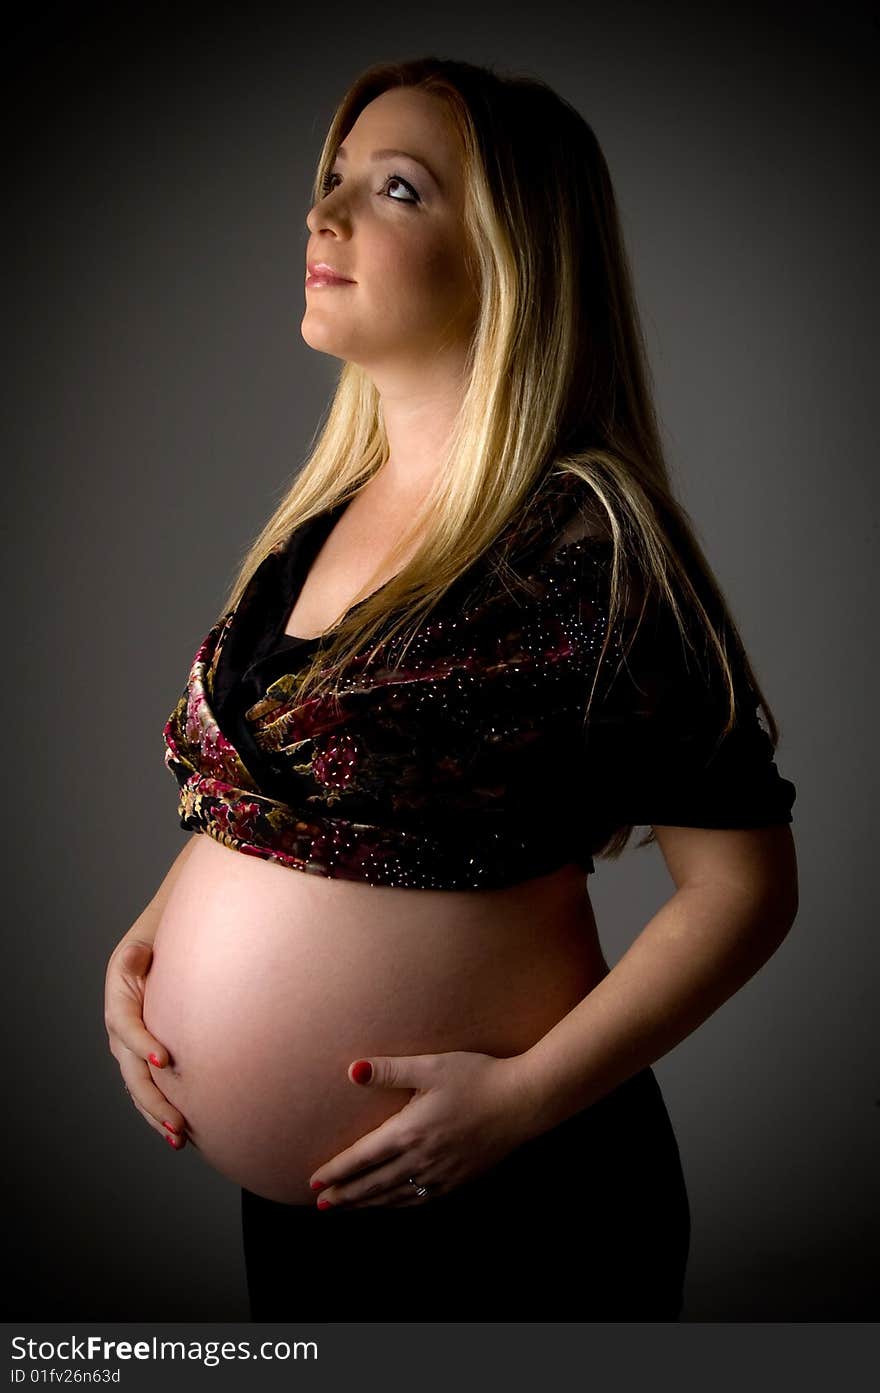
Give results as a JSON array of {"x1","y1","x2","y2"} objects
[{"x1": 307, "y1": 1049, "x2": 537, "y2": 1208}]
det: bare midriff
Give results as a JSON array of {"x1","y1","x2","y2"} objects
[{"x1": 142, "y1": 833, "x2": 610, "y2": 1205}]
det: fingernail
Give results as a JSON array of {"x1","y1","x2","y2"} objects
[
  {"x1": 162, "y1": 1121, "x2": 180, "y2": 1134},
  {"x1": 317, "y1": 1198, "x2": 332, "y2": 1210},
  {"x1": 310, "y1": 1179, "x2": 326, "y2": 1191},
  {"x1": 351, "y1": 1059, "x2": 372, "y2": 1084},
  {"x1": 165, "y1": 1133, "x2": 180, "y2": 1149},
  {"x1": 148, "y1": 1052, "x2": 164, "y2": 1068}
]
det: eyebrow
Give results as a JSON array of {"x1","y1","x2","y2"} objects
[{"x1": 334, "y1": 145, "x2": 443, "y2": 193}]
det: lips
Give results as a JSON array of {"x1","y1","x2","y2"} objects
[{"x1": 306, "y1": 261, "x2": 354, "y2": 285}]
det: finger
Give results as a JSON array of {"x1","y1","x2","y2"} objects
[
  {"x1": 309, "y1": 1116, "x2": 409, "y2": 1193},
  {"x1": 123, "y1": 1076, "x2": 187, "y2": 1146},
  {"x1": 317, "y1": 1149, "x2": 430, "y2": 1207},
  {"x1": 126, "y1": 1086, "x2": 188, "y2": 1149},
  {"x1": 119, "y1": 1052, "x2": 188, "y2": 1147},
  {"x1": 326, "y1": 1171, "x2": 432, "y2": 1209},
  {"x1": 105, "y1": 940, "x2": 173, "y2": 1068},
  {"x1": 127, "y1": 1092, "x2": 187, "y2": 1150}
]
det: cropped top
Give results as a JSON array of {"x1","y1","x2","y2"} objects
[{"x1": 161, "y1": 471, "x2": 796, "y2": 890}]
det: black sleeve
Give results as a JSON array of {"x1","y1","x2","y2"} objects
[{"x1": 585, "y1": 578, "x2": 797, "y2": 831}]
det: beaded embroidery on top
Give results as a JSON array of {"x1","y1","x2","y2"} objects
[{"x1": 161, "y1": 470, "x2": 795, "y2": 889}]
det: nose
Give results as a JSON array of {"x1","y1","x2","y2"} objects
[{"x1": 306, "y1": 194, "x2": 350, "y2": 237}]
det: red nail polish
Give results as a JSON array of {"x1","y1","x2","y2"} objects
[
  {"x1": 351, "y1": 1059, "x2": 372, "y2": 1084},
  {"x1": 162, "y1": 1121, "x2": 180, "y2": 1134},
  {"x1": 317, "y1": 1198, "x2": 332, "y2": 1210},
  {"x1": 148, "y1": 1052, "x2": 164, "y2": 1068},
  {"x1": 310, "y1": 1179, "x2": 326, "y2": 1191},
  {"x1": 165, "y1": 1133, "x2": 179, "y2": 1149}
]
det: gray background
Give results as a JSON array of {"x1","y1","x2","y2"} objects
[{"x1": 4, "y1": 0, "x2": 877, "y2": 1320}]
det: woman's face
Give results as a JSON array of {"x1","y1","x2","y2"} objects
[{"x1": 302, "y1": 87, "x2": 479, "y2": 378}]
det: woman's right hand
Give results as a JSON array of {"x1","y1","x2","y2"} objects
[{"x1": 104, "y1": 935, "x2": 189, "y2": 1151}]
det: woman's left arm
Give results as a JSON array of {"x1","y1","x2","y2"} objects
[{"x1": 510, "y1": 822, "x2": 799, "y2": 1141}]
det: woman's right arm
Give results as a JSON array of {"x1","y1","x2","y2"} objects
[{"x1": 104, "y1": 836, "x2": 197, "y2": 1149}]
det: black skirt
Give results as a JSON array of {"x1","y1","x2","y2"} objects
[{"x1": 240, "y1": 1065, "x2": 690, "y2": 1322}]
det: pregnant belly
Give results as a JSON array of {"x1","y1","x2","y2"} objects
[{"x1": 142, "y1": 835, "x2": 605, "y2": 1205}]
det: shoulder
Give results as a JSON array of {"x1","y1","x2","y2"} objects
[
  {"x1": 510, "y1": 469, "x2": 616, "y2": 573},
  {"x1": 550, "y1": 469, "x2": 614, "y2": 543}
]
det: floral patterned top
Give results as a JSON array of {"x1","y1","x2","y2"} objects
[{"x1": 161, "y1": 471, "x2": 796, "y2": 890}]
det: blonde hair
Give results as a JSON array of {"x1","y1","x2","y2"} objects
[{"x1": 215, "y1": 55, "x2": 783, "y2": 862}]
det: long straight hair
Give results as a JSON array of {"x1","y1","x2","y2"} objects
[{"x1": 214, "y1": 56, "x2": 784, "y2": 862}]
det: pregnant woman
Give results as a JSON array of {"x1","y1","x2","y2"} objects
[{"x1": 104, "y1": 58, "x2": 798, "y2": 1322}]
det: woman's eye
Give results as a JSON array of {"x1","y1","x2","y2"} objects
[
  {"x1": 318, "y1": 171, "x2": 420, "y2": 205},
  {"x1": 381, "y1": 174, "x2": 420, "y2": 204}
]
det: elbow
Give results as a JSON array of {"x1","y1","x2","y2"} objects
[{"x1": 657, "y1": 822, "x2": 800, "y2": 928}]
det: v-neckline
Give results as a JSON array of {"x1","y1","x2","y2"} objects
[
  {"x1": 278, "y1": 493, "x2": 423, "y2": 644},
  {"x1": 276, "y1": 500, "x2": 350, "y2": 643}
]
